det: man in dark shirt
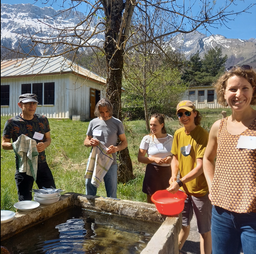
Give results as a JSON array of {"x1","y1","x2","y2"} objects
[{"x1": 2, "y1": 93, "x2": 56, "y2": 200}]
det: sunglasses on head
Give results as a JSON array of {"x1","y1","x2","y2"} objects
[
  {"x1": 226, "y1": 65, "x2": 252, "y2": 72},
  {"x1": 177, "y1": 111, "x2": 191, "y2": 118}
]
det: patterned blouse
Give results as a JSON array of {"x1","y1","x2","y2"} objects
[
  {"x1": 211, "y1": 117, "x2": 256, "y2": 213},
  {"x1": 3, "y1": 114, "x2": 50, "y2": 164}
]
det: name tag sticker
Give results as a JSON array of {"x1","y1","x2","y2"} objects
[
  {"x1": 237, "y1": 136, "x2": 256, "y2": 149},
  {"x1": 181, "y1": 144, "x2": 191, "y2": 156},
  {"x1": 93, "y1": 130, "x2": 102, "y2": 137},
  {"x1": 33, "y1": 132, "x2": 44, "y2": 140},
  {"x1": 186, "y1": 144, "x2": 191, "y2": 154}
]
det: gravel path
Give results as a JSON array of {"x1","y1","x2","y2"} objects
[{"x1": 180, "y1": 214, "x2": 200, "y2": 254}]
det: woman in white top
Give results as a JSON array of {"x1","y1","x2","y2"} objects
[{"x1": 138, "y1": 113, "x2": 173, "y2": 203}]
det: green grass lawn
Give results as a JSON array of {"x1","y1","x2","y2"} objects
[{"x1": 1, "y1": 108, "x2": 228, "y2": 211}]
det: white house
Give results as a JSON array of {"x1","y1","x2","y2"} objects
[
  {"x1": 1, "y1": 56, "x2": 106, "y2": 120},
  {"x1": 182, "y1": 85, "x2": 225, "y2": 109}
]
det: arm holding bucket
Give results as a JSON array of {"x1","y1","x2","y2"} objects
[{"x1": 167, "y1": 158, "x2": 203, "y2": 193}]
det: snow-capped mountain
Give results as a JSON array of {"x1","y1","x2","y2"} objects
[
  {"x1": 1, "y1": 3, "x2": 256, "y2": 67},
  {"x1": 169, "y1": 31, "x2": 256, "y2": 67},
  {"x1": 1, "y1": 3, "x2": 104, "y2": 56}
]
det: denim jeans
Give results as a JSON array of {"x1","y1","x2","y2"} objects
[
  {"x1": 212, "y1": 205, "x2": 256, "y2": 254},
  {"x1": 85, "y1": 163, "x2": 118, "y2": 198}
]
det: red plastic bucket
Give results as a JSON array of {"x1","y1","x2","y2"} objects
[{"x1": 151, "y1": 190, "x2": 187, "y2": 216}]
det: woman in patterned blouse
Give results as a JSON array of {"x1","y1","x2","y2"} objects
[{"x1": 203, "y1": 65, "x2": 256, "y2": 254}]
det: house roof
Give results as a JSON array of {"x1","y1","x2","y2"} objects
[
  {"x1": 187, "y1": 85, "x2": 215, "y2": 89},
  {"x1": 1, "y1": 56, "x2": 106, "y2": 85}
]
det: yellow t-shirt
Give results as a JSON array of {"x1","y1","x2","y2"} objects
[{"x1": 171, "y1": 125, "x2": 209, "y2": 197}]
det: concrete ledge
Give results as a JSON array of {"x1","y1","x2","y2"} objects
[
  {"x1": 141, "y1": 215, "x2": 182, "y2": 254},
  {"x1": 75, "y1": 193, "x2": 164, "y2": 222}
]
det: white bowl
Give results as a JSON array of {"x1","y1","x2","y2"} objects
[
  {"x1": 33, "y1": 188, "x2": 63, "y2": 198},
  {"x1": 34, "y1": 196, "x2": 60, "y2": 205},
  {"x1": 14, "y1": 201, "x2": 40, "y2": 211},
  {"x1": 1, "y1": 210, "x2": 15, "y2": 223},
  {"x1": 34, "y1": 194, "x2": 60, "y2": 201},
  {"x1": 34, "y1": 192, "x2": 60, "y2": 198}
]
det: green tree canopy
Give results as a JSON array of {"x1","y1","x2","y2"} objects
[
  {"x1": 123, "y1": 47, "x2": 186, "y2": 129},
  {"x1": 202, "y1": 47, "x2": 227, "y2": 77},
  {"x1": 182, "y1": 47, "x2": 227, "y2": 87}
]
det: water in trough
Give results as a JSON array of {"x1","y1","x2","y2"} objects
[{"x1": 1, "y1": 207, "x2": 161, "y2": 253}]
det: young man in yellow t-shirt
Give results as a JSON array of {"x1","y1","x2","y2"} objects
[{"x1": 167, "y1": 100, "x2": 212, "y2": 254}]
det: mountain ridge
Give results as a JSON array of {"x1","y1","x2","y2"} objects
[
  {"x1": 1, "y1": 3, "x2": 256, "y2": 67},
  {"x1": 169, "y1": 31, "x2": 256, "y2": 67}
]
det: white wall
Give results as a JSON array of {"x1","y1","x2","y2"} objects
[
  {"x1": 1, "y1": 73, "x2": 106, "y2": 119},
  {"x1": 1, "y1": 74, "x2": 69, "y2": 118},
  {"x1": 182, "y1": 87, "x2": 225, "y2": 109},
  {"x1": 68, "y1": 74, "x2": 106, "y2": 120}
]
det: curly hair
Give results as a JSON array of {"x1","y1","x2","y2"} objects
[{"x1": 214, "y1": 66, "x2": 256, "y2": 106}]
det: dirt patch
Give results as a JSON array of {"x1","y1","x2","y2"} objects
[
  {"x1": 69, "y1": 162, "x2": 87, "y2": 172},
  {"x1": 51, "y1": 156, "x2": 88, "y2": 172}
]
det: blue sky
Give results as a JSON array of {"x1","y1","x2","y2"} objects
[{"x1": 2, "y1": 0, "x2": 256, "y2": 40}]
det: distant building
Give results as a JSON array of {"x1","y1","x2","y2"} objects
[
  {"x1": 182, "y1": 85, "x2": 225, "y2": 109},
  {"x1": 1, "y1": 56, "x2": 106, "y2": 120}
]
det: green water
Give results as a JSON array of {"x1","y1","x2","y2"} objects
[{"x1": 1, "y1": 207, "x2": 161, "y2": 253}]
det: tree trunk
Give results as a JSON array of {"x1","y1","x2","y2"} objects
[
  {"x1": 143, "y1": 90, "x2": 150, "y2": 132},
  {"x1": 103, "y1": 0, "x2": 134, "y2": 182},
  {"x1": 143, "y1": 56, "x2": 150, "y2": 132},
  {"x1": 143, "y1": 0, "x2": 150, "y2": 132}
]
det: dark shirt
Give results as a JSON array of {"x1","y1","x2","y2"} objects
[{"x1": 3, "y1": 114, "x2": 50, "y2": 164}]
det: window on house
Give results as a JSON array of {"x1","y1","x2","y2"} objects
[
  {"x1": 33, "y1": 83, "x2": 43, "y2": 105},
  {"x1": 21, "y1": 82, "x2": 54, "y2": 105},
  {"x1": 1, "y1": 85, "x2": 10, "y2": 106},
  {"x1": 188, "y1": 91, "x2": 195, "y2": 102},
  {"x1": 207, "y1": 90, "x2": 214, "y2": 102},
  {"x1": 21, "y1": 84, "x2": 31, "y2": 94},
  {"x1": 198, "y1": 90, "x2": 205, "y2": 102},
  {"x1": 44, "y1": 82, "x2": 54, "y2": 105}
]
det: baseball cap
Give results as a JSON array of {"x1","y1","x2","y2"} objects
[
  {"x1": 176, "y1": 100, "x2": 195, "y2": 113},
  {"x1": 19, "y1": 93, "x2": 38, "y2": 103}
]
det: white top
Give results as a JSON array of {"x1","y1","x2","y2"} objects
[{"x1": 139, "y1": 134, "x2": 173, "y2": 166}]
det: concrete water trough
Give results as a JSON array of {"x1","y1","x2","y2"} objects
[{"x1": 1, "y1": 193, "x2": 181, "y2": 254}]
